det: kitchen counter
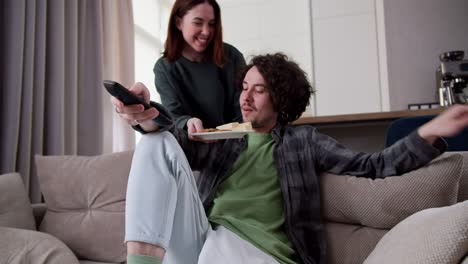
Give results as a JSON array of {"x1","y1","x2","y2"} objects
[
  {"x1": 294, "y1": 108, "x2": 444, "y2": 126},
  {"x1": 293, "y1": 108, "x2": 445, "y2": 152}
]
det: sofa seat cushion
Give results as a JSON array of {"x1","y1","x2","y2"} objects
[
  {"x1": 35, "y1": 151, "x2": 133, "y2": 263},
  {"x1": 0, "y1": 227, "x2": 80, "y2": 264},
  {"x1": 321, "y1": 154, "x2": 463, "y2": 229},
  {"x1": 0, "y1": 173, "x2": 36, "y2": 230},
  {"x1": 364, "y1": 201, "x2": 468, "y2": 264},
  {"x1": 326, "y1": 222, "x2": 387, "y2": 264}
]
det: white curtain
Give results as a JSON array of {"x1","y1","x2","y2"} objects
[
  {"x1": 101, "y1": 0, "x2": 136, "y2": 153},
  {"x1": 0, "y1": 0, "x2": 135, "y2": 202}
]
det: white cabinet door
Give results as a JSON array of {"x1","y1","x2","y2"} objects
[{"x1": 311, "y1": 0, "x2": 382, "y2": 116}]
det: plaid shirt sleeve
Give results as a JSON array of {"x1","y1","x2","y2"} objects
[{"x1": 311, "y1": 128, "x2": 446, "y2": 178}]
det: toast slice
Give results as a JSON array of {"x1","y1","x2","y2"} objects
[
  {"x1": 231, "y1": 122, "x2": 252, "y2": 131},
  {"x1": 216, "y1": 122, "x2": 239, "y2": 131},
  {"x1": 204, "y1": 121, "x2": 252, "y2": 132}
]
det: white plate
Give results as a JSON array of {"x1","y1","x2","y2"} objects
[{"x1": 191, "y1": 130, "x2": 252, "y2": 140}]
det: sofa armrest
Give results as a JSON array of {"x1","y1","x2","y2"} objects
[{"x1": 32, "y1": 203, "x2": 47, "y2": 229}]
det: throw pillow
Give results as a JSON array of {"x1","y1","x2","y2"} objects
[
  {"x1": 0, "y1": 173, "x2": 36, "y2": 230},
  {"x1": 321, "y1": 154, "x2": 463, "y2": 229},
  {"x1": 363, "y1": 201, "x2": 468, "y2": 264},
  {"x1": 433, "y1": 152, "x2": 468, "y2": 203},
  {"x1": 0, "y1": 227, "x2": 80, "y2": 264},
  {"x1": 35, "y1": 150, "x2": 133, "y2": 263}
]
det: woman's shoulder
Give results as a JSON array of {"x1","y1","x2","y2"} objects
[
  {"x1": 154, "y1": 56, "x2": 169, "y2": 68},
  {"x1": 154, "y1": 56, "x2": 175, "y2": 74},
  {"x1": 223, "y1": 43, "x2": 246, "y2": 68},
  {"x1": 223, "y1": 43, "x2": 243, "y2": 58}
]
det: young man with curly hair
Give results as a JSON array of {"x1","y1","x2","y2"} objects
[{"x1": 112, "y1": 53, "x2": 468, "y2": 264}]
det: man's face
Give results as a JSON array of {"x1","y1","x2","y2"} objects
[{"x1": 240, "y1": 66, "x2": 278, "y2": 133}]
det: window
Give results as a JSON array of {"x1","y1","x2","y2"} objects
[{"x1": 133, "y1": 0, "x2": 172, "y2": 142}]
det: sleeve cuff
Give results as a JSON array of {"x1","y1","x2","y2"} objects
[
  {"x1": 149, "y1": 101, "x2": 173, "y2": 128},
  {"x1": 408, "y1": 130, "x2": 447, "y2": 157},
  {"x1": 131, "y1": 101, "x2": 174, "y2": 134},
  {"x1": 132, "y1": 124, "x2": 148, "y2": 134}
]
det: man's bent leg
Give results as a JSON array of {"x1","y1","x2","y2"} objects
[
  {"x1": 125, "y1": 132, "x2": 209, "y2": 264},
  {"x1": 198, "y1": 226, "x2": 279, "y2": 264}
]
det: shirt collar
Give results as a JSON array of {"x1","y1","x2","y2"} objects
[{"x1": 271, "y1": 123, "x2": 284, "y2": 142}]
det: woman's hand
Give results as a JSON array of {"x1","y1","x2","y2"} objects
[
  {"x1": 110, "y1": 82, "x2": 159, "y2": 132},
  {"x1": 187, "y1": 118, "x2": 217, "y2": 143},
  {"x1": 187, "y1": 118, "x2": 204, "y2": 136},
  {"x1": 187, "y1": 118, "x2": 206, "y2": 141},
  {"x1": 418, "y1": 104, "x2": 468, "y2": 144}
]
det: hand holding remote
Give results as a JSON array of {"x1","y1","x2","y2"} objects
[
  {"x1": 104, "y1": 80, "x2": 151, "y2": 109},
  {"x1": 106, "y1": 81, "x2": 160, "y2": 132}
]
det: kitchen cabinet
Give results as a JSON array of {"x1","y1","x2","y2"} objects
[
  {"x1": 312, "y1": 0, "x2": 468, "y2": 115},
  {"x1": 311, "y1": 0, "x2": 383, "y2": 115}
]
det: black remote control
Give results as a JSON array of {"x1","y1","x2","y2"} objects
[
  {"x1": 103, "y1": 80, "x2": 151, "y2": 109},
  {"x1": 104, "y1": 80, "x2": 173, "y2": 127}
]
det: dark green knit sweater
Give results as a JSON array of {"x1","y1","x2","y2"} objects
[{"x1": 153, "y1": 43, "x2": 245, "y2": 129}]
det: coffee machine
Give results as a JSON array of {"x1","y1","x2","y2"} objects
[{"x1": 436, "y1": 50, "x2": 468, "y2": 106}]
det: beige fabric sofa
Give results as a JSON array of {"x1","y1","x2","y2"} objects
[{"x1": 0, "y1": 151, "x2": 467, "y2": 264}]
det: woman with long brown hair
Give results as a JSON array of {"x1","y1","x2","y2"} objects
[{"x1": 154, "y1": 0, "x2": 245, "y2": 135}]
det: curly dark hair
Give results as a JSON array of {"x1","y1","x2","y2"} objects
[{"x1": 238, "y1": 53, "x2": 314, "y2": 125}]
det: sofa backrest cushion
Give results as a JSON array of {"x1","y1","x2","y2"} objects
[
  {"x1": 35, "y1": 151, "x2": 133, "y2": 263},
  {"x1": 454, "y1": 152, "x2": 468, "y2": 202},
  {"x1": 363, "y1": 201, "x2": 468, "y2": 264},
  {"x1": 0, "y1": 227, "x2": 80, "y2": 264},
  {"x1": 320, "y1": 154, "x2": 463, "y2": 229},
  {"x1": 0, "y1": 173, "x2": 36, "y2": 230}
]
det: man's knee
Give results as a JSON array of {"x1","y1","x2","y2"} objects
[
  {"x1": 138, "y1": 131, "x2": 177, "y2": 149},
  {"x1": 135, "y1": 132, "x2": 182, "y2": 158},
  {"x1": 132, "y1": 131, "x2": 190, "y2": 183}
]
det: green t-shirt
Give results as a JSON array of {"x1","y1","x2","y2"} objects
[
  {"x1": 208, "y1": 133, "x2": 298, "y2": 264},
  {"x1": 153, "y1": 43, "x2": 245, "y2": 129}
]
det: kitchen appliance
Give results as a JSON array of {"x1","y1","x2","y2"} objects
[{"x1": 436, "y1": 50, "x2": 468, "y2": 106}]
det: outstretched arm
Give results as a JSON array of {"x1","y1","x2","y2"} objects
[
  {"x1": 418, "y1": 104, "x2": 468, "y2": 145},
  {"x1": 316, "y1": 105, "x2": 468, "y2": 178}
]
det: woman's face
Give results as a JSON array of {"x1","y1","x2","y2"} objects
[{"x1": 176, "y1": 2, "x2": 216, "y2": 57}]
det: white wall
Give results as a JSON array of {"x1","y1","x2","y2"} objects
[{"x1": 384, "y1": 0, "x2": 468, "y2": 110}]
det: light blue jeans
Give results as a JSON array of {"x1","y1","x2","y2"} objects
[
  {"x1": 125, "y1": 132, "x2": 209, "y2": 264},
  {"x1": 125, "y1": 132, "x2": 279, "y2": 264}
]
